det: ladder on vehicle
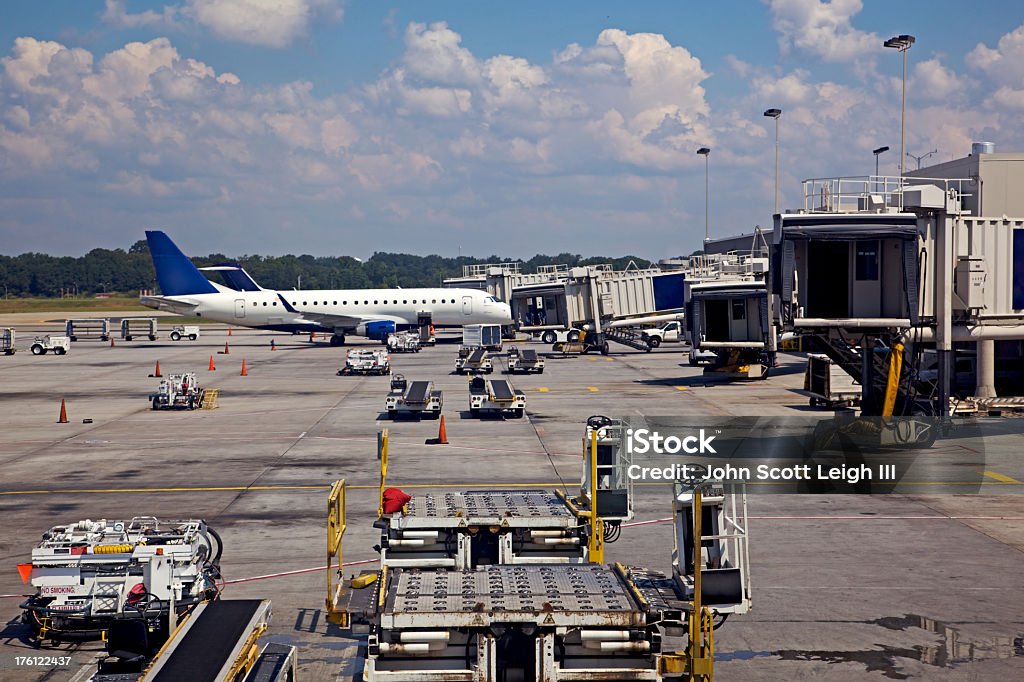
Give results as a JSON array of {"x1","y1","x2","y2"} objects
[
  {"x1": 199, "y1": 389, "x2": 219, "y2": 410},
  {"x1": 604, "y1": 327, "x2": 652, "y2": 351}
]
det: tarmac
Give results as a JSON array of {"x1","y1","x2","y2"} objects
[{"x1": 1, "y1": 319, "x2": 1022, "y2": 681}]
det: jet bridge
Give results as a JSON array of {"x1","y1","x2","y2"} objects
[{"x1": 773, "y1": 174, "x2": 1024, "y2": 415}]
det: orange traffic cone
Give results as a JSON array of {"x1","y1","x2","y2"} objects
[
  {"x1": 58, "y1": 399, "x2": 69, "y2": 423},
  {"x1": 426, "y1": 415, "x2": 449, "y2": 445},
  {"x1": 150, "y1": 361, "x2": 162, "y2": 378},
  {"x1": 240, "y1": 359, "x2": 248, "y2": 376},
  {"x1": 228, "y1": 327, "x2": 233, "y2": 336},
  {"x1": 209, "y1": 355, "x2": 216, "y2": 371},
  {"x1": 17, "y1": 562, "x2": 32, "y2": 584},
  {"x1": 223, "y1": 341, "x2": 230, "y2": 354},
  {"x1": 110, "y1": 338, "x2": 116, "y2": 348},
  {"x1": 270, "y1": 340, "x2": 276, "y2": 351}
]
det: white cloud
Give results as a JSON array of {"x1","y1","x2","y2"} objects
[
  {"x1": 967, "y1": 23, "x2": 1024, "y2": 85},
  {"x1": 102, "y1": 0, "x2": 342, "y2": 48},
  {"x1": 913, "y1": 58, "x2": 967, "y2": 101},
  {"x1": 768, "y1": 0, "x2": 878, "y2": 62}
]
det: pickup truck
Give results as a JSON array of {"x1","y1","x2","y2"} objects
[{"x1": 640, "y1": 321, "x2": 684, "y2": 348}]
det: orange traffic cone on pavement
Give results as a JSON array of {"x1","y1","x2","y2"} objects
[
  {"x1": 150, "y1": 361, "x2": 162, "y2": 378},
  {"x1": 209, "y1": 355, "x2": 216, "y2": 371},
  {"x1": 270, "y1": 340, "x2": 276, "y2": 351},
  {"x1": 58, "y1": 399, "x2": 69, "y2": 423},
  {"x1": 110, "y1": 338, "x2": 116, "y2": 348},
  {"x1": 426, "y1": 415, "x2": 449, "y2": 445},
  {"x1": 228, "y1": 327, "x2": 233, "y2": 336},
  {"x1": 223, "y1": 341, "x2": 230, "y2": 354},
  {"x1": 241, "y1": 359, "x2": 248, "y2": 376}
]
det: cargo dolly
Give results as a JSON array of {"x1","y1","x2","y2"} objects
[
  {"x1": 329, "y1": 422, "x2": 751, "y2": 681},
  {"x1": 66, "y1": 318, "x2": 111, "y2": 342},
  {"x1": 121, "y1": 318, "x2": 158, "y2": 341},
  {"x1": 454, "y1": 346, "x2": 493, "y2": 374},
  {"x1": 506, "y1": 345, "x2": 545, "y2": 374},
  {"x1": 468, "y1": 376, "x2": 525, "y2": 418},
  {"x1": 2, "y1": 327, "x2": 15, "y2": 355},
  {"x1": 385, "y1": 375, "x2": 443, "y2": 419}
]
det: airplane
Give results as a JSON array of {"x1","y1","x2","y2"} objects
[{"x1": 140, "y1": 230, "x2": 512, "y2": 345}]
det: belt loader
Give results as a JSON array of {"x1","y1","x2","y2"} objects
[
  {"x1": 468, "y1": 375, "x2": 526, "y2": 418},
  {"x1": 506, "y1": 345, "x2": 545, "y2": 374},
  {"x1": 330, "y1": 419, "x2": 752, "y2": 681},
  {"x1": 455, "y1": 346, "x2": 493, "y2": 374},
  {"x1": 386, "y1": 375, "x2": 443, "y2": 419},
  {"x1": 18, "y1": 517, "x2": 222, "y2": 644}
]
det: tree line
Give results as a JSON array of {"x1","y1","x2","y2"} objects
[{"x1": 0, "y1": 240, "x2": 652, "y2": 297}]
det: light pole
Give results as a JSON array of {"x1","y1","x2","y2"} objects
[
  {"x1": 907, "y1": 149, "x2": 938, "y2": 170},
  {"x1": 763, "y1": 108, "x2": 782, "y2": 214},
  {"x1": 884, "y1": 34, "x2": 915, "y2": 177},
  {"x1": 873, "y1": 145, "x2": 889, "y2": 191},
  {"x1": 697, "y1": 147, "x2": 711, "y2": 242}
]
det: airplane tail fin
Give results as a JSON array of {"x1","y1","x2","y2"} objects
[
  {"x1": 200, "y1": 264, "x2": 264, "y2": 292},
  {"x1": 145, "y1": 231, "x2": 218, "y2": 296}
]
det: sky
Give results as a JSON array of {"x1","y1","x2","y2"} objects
[{"x1": 1, "y1": 1, "x2": 1023, "y2": 260}]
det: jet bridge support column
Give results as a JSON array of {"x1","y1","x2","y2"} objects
[
  {"x1": 976, "y1": 339, "x2": 997, "y2": 398},
  {"x1": 936, "y1": 215, "x2": 954, "y2": 416}
]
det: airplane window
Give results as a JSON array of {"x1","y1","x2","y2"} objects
[
  {"x1": 374, "y1": 300, "x2": 378, "y2": 305},
  {"x1": 333, "y1": 301, "x2": 337, "y2": 305},
  {"x1": 403, "y1": 300, "x2": 407, "y2": 304},
  {"x1": 263, "y1": 302, "x2": 267, "y2": 306},
  {"x1": 252, "y1": 302, "x2": 256, "y2": 306},
  {"x1": 303, "y1": 301, "x2": 307, "y2": 305},
  {"x1": 364, "y1": 300, "x2": 368, "y2": 305},
  {"x1": 343, "y1": 301, "x2": 347, "y2": 305},
  {"x1": 413, "y1": 299, "x2": 417, "y2": 304},
  {"x1": 273, "y1": 302, "x2": 277, "y2": 306}
]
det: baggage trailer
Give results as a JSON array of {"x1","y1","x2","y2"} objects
[
  {"x1": 19, "y1": 517, "x2": 222, "y2": 644},
  {"x1": 66, "y1": 318, "x2": 110, "y2": 342},
  {"x1": 454, "y1": 346, "x2": 493, "y2": 374},
  {"x1": 385, "y1": 375, "x2": 443, "y2": 419},
  {"x1": 85, "y1": 598, "x2": 296, "y2": 682},
  {"x1": 468, "y1": 376, "x2": 525, "y2": 418},
  {"x1": 804, "y1": 353, "x2": 861, "y2": 408},
  {"x1": 339, "y1": 348, "x2": 391, "y2": 375},
  {"x1": 30, "y1": 335, "x2": 70, "y2": 355},
  {"x1": 386, "y1": 332, "x2": 421, "y2": 353},
  {"x1": 168, "y1": 325, "x2": 200, "y2": 341},
  {"x1": 506, "y1": 345, "x2": 544, "y2": 373},
  {"x1": 2, "y1": 328, "x2": 15, "y2": 355},
  {"x1": 149, "y1": 372, "x2": 203, "y2": 410},
  {"x1": 121, "y1": 318, "x2": 158, "y2": 341}
]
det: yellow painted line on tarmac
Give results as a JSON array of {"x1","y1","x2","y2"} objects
[
  {"x1": 537, "y1": 387, "x2": 550, "y2": 393},
  {"x1": 0, "y1": 482, "x2": 568, "y2": 496},
  {"x1": 587, "y1": 386, "x2": 599, "y2": 392},
  {"x1": 981, "y1": 470, "x2": 1023, "y2": 484},
  {"x1": 674, "y1": 386, "x2": 689, "y2": 391}
]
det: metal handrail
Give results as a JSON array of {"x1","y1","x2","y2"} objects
[{"x1": 801, "y1": 175, "x2": 973, "y2": 213}]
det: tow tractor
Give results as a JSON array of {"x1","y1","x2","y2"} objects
[
  {"x1": 149, "y1": 372, "x2": 203, "y2": 410},
  {"x1": 386, "y1": 332, "x2": 421, "y2": 353},
  {"x1": 506, "y1": 345, "x2": 545, "y2": 374},
  {"x1": 468, "y1": 375, "x2": 526, "y2": 418},
  {"x1": 30, "y1": 335, "x2": 70, "y2": 355},
  {"x1": 2, "y1": 327, "x2": 16, "y2": 355},
  {"x1": 18, "y1": 517, "x2": 222, "y2": 644},
  {"x1": 168, "y1": 325, "x2": 200, "y2": 341},
  {"x1": 385, "y1": 375, "x2": 443, "y2": 419},
  {"x1": 328, "y1": 417, "x2": 751, "y2": 681},
  {"x1": 339, "y1": 348, "x2": 391, "y2": 375},
  {"x1": 454, "y1": 346, "x2": 493, "y2": 374}
]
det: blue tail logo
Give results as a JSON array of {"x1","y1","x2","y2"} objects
[{"x1": 145, "y1": 231, "x2": 218, "y2": 296}]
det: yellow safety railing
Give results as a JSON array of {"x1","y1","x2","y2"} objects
[
  {"x1": 326, "y1": 478, "x2": 348, "y2": 626},
  {"x1": 378, "y1": 429, "x2": 389, "y2": 518},
  {"x1": 586, "y1": 429, "x2": 604, "y2": 564}
]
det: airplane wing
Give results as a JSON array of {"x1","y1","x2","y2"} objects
[
  {"x1": 275, "y1": 294, "x2": 406, "y2": 331},
  {"x1": 140, "y1": 295, "x2": 200, "y2": 315}
]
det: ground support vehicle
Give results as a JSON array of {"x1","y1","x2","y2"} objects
[
  {"x1": 169, "y1": 325, "x2": 200, "y2": 341},
  {"x1": 468, "y1": 376, "x2": 526, "y2": 418},
  {"x1": 120, "y1": 318, "x2": 158, "y2": 341},
  {"x1": 18, "y1": 517, "x2": 222, "y2": 644},
  {"x1": 454, "y1": 346, "x2": 493, "y2": 374},
  {"x1": 330, "y1": 419, "x2": 751, "y2": 681},
  {"x1": 339, "y1": 348, "x2": 391, "y2": 375},
  {"x1": 149, "y1": 372, "x2": 203, "y2": 410},
  {"x1": 30, "y1": 335, "x2": 70, "y2": 355},
  {"x1": 66, "y1": 318, "x2": 110, "y2": 342},
  {"x1": 463, "y1": 323, "x2": 503, "y2": 351},
  {"x1": 386, "y1": 332, "x2": 421, "y2": 353},
  {"x1": 506, "y1": 345, "x2": 545, "y2": 373},
  {"x1": 385, "y1": 375, "x2": 442, "y2": 419},
  {"x1": 641, "y1": 320, "x2": 685, "y2": 347},
  {"x1": 2, "y1": 328, "x2": 15, "y2": 354}
]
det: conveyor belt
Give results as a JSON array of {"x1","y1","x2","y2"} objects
[
  {"x1": 150, "y1": 600, "x2": 264, "y2": 682},
  {"x1": 520, "y1": 349, "x2": 538, "y2": 363},
  {"x1": 468, "y1": 348, "x2": 486, "y2": 364},
  {"x1": 406, "y1": 381, "x2": 430, "y2": 404},
  {"x1": 490, "y1": 380, "x2": 514, "y2": 401},
  {"x1": 396, "y1": 490, "x2": 575, "y2": 529}
]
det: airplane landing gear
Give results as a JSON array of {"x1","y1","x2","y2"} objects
[{"x1": 329, "y1": 334, "x2": 346, "y2": 347}]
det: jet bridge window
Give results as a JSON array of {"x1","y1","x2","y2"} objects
[
  {"x1": 732, "y1": 300, "x2": 746, "y2": 320},
  {"x1": 856, "y1": 240, "x2": 879, "y2": 281}
]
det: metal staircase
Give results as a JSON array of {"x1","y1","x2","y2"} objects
[{"x1": 603, "y1": 327, "x2": 653, "y2": 352}]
